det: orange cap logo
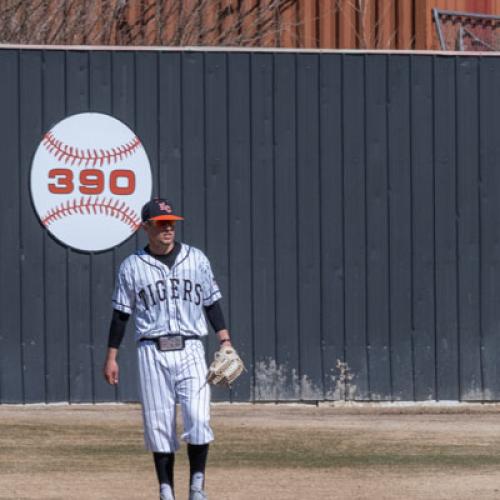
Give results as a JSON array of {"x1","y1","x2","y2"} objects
[{"x1": 158, "y1": 202, "x2": 172, "y2": 213}]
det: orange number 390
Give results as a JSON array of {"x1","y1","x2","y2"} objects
[{"x1": 48, "y1": 168, "x2": 135, "y2": 196}]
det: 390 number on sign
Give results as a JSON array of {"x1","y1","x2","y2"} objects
[{"x1": 48, "y1": 168, "x2": 135, "y2": 195}]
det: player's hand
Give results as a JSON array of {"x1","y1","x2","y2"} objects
[{"x1": 103, "y1": 359, "x2": 119, "y2": 385}]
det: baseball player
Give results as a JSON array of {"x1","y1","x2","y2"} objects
[{"x1": 103, "y1": 198, "x2": 232, "y2": 500}]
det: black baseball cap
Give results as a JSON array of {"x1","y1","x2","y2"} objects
[{"x1": 141, "y1": 198, "x2": 184, "y2": 222}]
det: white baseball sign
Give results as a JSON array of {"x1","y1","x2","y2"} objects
[{"x1": 30, "y1": 113, "x2": 152, "y2": 252}]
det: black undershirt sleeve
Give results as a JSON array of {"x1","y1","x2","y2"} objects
[
  {"x1": 204, "y1": 300, "x2": 226, "y2": 333},
  {"x1": 107, "y1": 309, "x2": 131, "y2": 348}
]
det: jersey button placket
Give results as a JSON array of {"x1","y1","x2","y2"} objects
[
  {"x1": 170, "y1": 258, "x2": 184, "y2": 334},
  {"x1": 172, "y1": 269, "x2": 182, "y2": 333},
  {"x1": 163, "y1": 264, "x2": 173, "y2": 331},
  {"x1": 161, "y1": 266, "x2": 173, "y2": 334}
]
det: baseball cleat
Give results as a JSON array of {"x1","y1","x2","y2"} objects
[
  {"x1": 189, "y1": 486, "x2": 207, "y2": 500},
  {"x1": 160, "y1": 484, "x2": 175, "y2": 500}
]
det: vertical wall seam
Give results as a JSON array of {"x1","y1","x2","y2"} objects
[
  {"x1": 110, "y1": 51, "x2": 118, "y2": 402},
  {"x1": 318, "y1": 54, "x2": 326, "y2": 399},
  {"x1": 454, "y1": 56, "x2": 462, "y2": 401},
  {"x1": 64, "y1": 50, "x2": 71, "y2": 403},
  {"x1": 18, "y1": 49, "x2": 25, "y2": 403},
  {"x1": 385, "y1": 54, "x2": 394, "y2": 401},
  {"x1": 294, "y1": 52, "x2": 302, "y2": 399},
  {"x1": 249, "y1": 53, "x2": 256, "y2": 402},
  {"x1": 88, "y1": 51, "x2": 96, "y2": 404},
  {"x1": 340, "y1": 53, "x2": 347, "y2": 401},
  {"x1": 41, "y1": 50, "x2": 48, "y2": 403},
  {"x1": 477, "y1": 57, "x2": 485, "y2": 400},
  {"x1": 432, "y1": 55, "x2": 438, "y2": 401},
  {"x1": 271, "y1": 53, "x2": 278, "y2": 401},
  {"x1": 409, "y1": 54, "x2": 416, "y2": 401},
  {"x1": 292, "y1": 52, "x2": 300, "y2": 400},
  {"x1": 363, "y1": 54, "x2": 371, "y2": 400},
  {"x1": 225, "y1": 52, "x2": 233, "y2": 403}
]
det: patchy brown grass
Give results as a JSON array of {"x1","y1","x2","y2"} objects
[{"x1": 1, "y1": 403, "x2": 500, "y2": 499}]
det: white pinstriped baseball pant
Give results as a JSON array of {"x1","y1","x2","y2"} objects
[{"x1": 137, "y1": 339, "x2": 214, "y2": 453}]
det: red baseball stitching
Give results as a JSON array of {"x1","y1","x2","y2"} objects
[
  {"x1": 43, "y1": 131, "x2": 142, "y2": 166},
  {"x1": 41, "y1": 197, "x2": 141, "y2": 231}
]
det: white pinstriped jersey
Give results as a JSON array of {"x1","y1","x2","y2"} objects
[{"x1": 112, "y1": 243, "x2": 222, "y2": 341}]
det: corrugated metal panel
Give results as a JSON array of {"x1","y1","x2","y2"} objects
[
  {"x1": 319, "y1": 54, "x2": 344, "y2": 400},
  {"x1": 274, "y1": 53, "x2": 299, "y2": 400},
  {"x1": 479, "y1": 57, "x2": 500, "y2": 400},
  {"x1": 434, "y1": 55, "x2": 459, "y2": 400},
  {"x1": 44, "y1": 51, "x2": 70, "y2": 403},
  {"x1": 343, "y1": 54, "x2": 369, "y2": 400},
  {"x1": 226, "y1": 53, "x2": 253, "y2": 402},
  {"x1": 2, "y1": 48, "x2": 500, "y2": 403},
  {"x1": 296, "y1": 53, "x2": 322, "y2": 399},
  {"x1": 205, "y1": 52, "x2": 231, "y2": 402},
  {"x1": 456, "y1": 56, "x2": 482, "y2": 400},
  {"x1": 0, "y1": 50, "x2": 22, "y2": 403},
  {"x1": 365, "y1": 54, "x2": 391, "y2": 400},
  {"x1": 251, "y1": 53, "x2": 276, "y2": 401},
  {"x1": 387, "y1": 54, "x2": 414, "y2": 401}
]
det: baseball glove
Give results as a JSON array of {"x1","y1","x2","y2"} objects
[{"x1": 207, "y1": 346, "x2": 245, "y2": 386}]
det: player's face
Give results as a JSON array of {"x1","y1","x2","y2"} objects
[{"x1": 144, "y1": 220, "x2": 176, "y2": 247}]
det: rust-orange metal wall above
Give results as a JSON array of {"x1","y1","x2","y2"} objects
[
  {"x1": 4, "y1": 0, "x2": 500, "y2": 49},
  {"x1": 293, "y1": 0, "x2": 500, "y2": 50}
]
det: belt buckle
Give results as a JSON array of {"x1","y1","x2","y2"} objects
[{"x1": 156, "y1": 335, "x2": 184, "y2": 351}]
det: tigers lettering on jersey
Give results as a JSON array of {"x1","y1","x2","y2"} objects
[
  {"x1": 138, "y1": 278, "x2": 203, "y2": 310},
  {"x1": 112, "y1": 243, "x2": 222, "y2": 340}
]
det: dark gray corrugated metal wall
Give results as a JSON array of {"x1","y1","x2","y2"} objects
[{"x1": 0, "y1": 48, "x2": 497, "y2": 403}]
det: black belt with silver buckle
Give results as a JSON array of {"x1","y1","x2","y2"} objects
[{"x1": 140, "y1": 334, "x2": 200, "y2": 351}]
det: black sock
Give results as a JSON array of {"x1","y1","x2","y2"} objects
[
  {"x1": 187, "y1": 443, "x2": 209, "y2": 484},
  {"x1": 153, "y1": 452, "x2": 175, "y2": 487}
]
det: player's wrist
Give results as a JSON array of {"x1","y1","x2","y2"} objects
[{"x1": 105, "y1": 347, "x2": 119, "y2": 361}]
